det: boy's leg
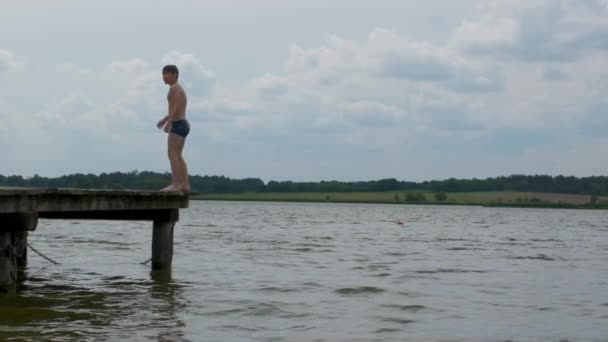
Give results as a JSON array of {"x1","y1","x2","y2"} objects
[
  {"x1": 179, "y1": 156, "x2": 190, "y2": 192},
  {"x1": 161, "y1": 133, "x2": 183, "y2": 191},
  {"x1": 174, "y1": 135, "x2": 190, "y2": 191}
]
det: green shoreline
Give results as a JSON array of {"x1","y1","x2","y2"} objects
[{"x1": 191, "y1": 191, "x2": 608, "y2": 210}]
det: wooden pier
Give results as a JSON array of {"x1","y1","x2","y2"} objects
[{"x1": 0, "y1": 187, "x2": 189, "y2": 290}]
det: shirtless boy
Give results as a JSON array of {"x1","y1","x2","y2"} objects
[{"x1": 157, "y1": 65, "x2": 191, "y2": 192}]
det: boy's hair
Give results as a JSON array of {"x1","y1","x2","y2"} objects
[{"x1": 162, "y1": 65, "x2": 179, "y2": 79}]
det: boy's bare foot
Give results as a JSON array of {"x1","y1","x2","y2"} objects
[
  {"x1": 160, "y1": 184, "x2": 182, "y2": 192},
  {"x1": 172, "y1": 183, "x2": 191, "y2": 193}
]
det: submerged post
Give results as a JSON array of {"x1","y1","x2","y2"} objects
[
  {"x1": 0, "y1": 232, "x2": 15, "y2": 290},
  {"x1": 152, "y1": 221, "x2": 175, "y2": 269},
  {"x1": 0, "y1": 213, "x2": 37, "y2": 290},
  {"x1": 151, "y1": 209, "x2": 178, "y2": 270},
  {"x1": 15, "y1": 231, "x2": 28, "y2": 269},
  {"x1": 14, "y1": 213, "x2": 36, "y2": 269}
]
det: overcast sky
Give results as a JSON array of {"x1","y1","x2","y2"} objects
[{"x1": 1, "y1": 0, "x2": 607, "y2": 182}]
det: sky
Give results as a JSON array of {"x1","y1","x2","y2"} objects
[{"x1": 1, "y1": 0, "x2": 607, "y2": 182}]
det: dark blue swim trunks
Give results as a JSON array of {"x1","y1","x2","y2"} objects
[{"x1": 170, "y1": 119, "x2": 190, "y2": 138}]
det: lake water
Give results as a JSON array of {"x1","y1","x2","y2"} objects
[{"x1": 1, "y1": 201, "x2": 607, "y2": 341}]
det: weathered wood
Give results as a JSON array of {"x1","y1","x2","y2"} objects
[
  {"x1": 0, "y1": 232, "x2": 16, "y2": 291},
  {"x1": 0, "y1": 187, "x2": 189, "y2": 279},
  {"x1": 39, "y1": 209, "x2": 179, "y2": 222},
  {"x1": 0, "y1": 187, "x2": 188, "y2": 214},
  {"x1": 0, "y1": 214, "x2": 35, "y2": 289},
  {"x1": 14, "y1": 231, "x2": 27, "y2": 269},
  {"x1": 152, "y1": 220, "x2": 175, "y2": 270},
  {"x1": 0, "y1": 213, "x2": 38, "y2": 232}
]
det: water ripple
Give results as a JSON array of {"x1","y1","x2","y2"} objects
[
  {"x1": 415, "y1": 268, "x2": 488, "y2": 274},
  {"x1": 5, "y1": 201, "x2": 607, "y2": 341},
  {"x1": 335, "y1": 286, "x2": 386, "y2": 295}
]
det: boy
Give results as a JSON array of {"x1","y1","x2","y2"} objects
[{"x1": 157, "y1": 64, "x2": 191, "y2": 192}]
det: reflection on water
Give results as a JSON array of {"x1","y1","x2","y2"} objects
[
  {"x1": 0, "y1": 268, "x2": 188, "y2": 341},
  {"x1": 149, "y1": 270, "x2": 188, "y2": 342},
  {"x1": 1, "y1": 201, "x2": 608, "y2": 341}
]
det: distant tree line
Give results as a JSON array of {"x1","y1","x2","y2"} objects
[
  {"x1": 1, "y1": 172, "x2": 607, "y2": 195},
  {"x1": 265, "y1": 175, "x2": 608, "y2": 195},
  {"x1": 0, "y1": 171, "x2": 265, "y2": 194}
]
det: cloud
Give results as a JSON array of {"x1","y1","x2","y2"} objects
[
  {"x1": 162, "y1": 51, "x2": 215, "y2": 97},
  {"x1": 1, "y1": 1, "x2": 607, "y2": 181},
  {"x1": 513, "y1": 136, "x2": 608, "y2": 175},
  {"x1": 253, "y1": 73, "x2": 288, "y2": 97},
  {"x1": 542, "y1": 67, "x2": 569, "y2": 81},
  {"x1": 215, "y1": 28, "x2": 508, "y2": 148},
  {"x1": 107, "y1": 58, "x2": 149, "y2": 74},
  {"x1": 176, "y1": 23, "x2": 602, "y2": 164},
  {"x1": 0, "y1": 49, "x2": 23, "y2": 73},
  {"x1": 338, "y1": 101, "x2": 400, "y2": 127},
  {"x1": 284, "y1": 29, "x2": 504, "y2": 93},
  {"x1": 452, "y1": 0, "x2": 608, "y2": 62},
  {"x1": 0, "y1": 52, "x2": 218, "y2": 176}
]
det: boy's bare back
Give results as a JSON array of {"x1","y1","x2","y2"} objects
[{"x1": 167, "y1": 83, "x2": 188, "y2": 121}]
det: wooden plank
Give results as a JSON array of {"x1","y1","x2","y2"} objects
[
  {"x1": 0, "y1": 188, "x2": 188, "y2": 214},
  {"x1": 38, "y1": 209, "x2": 179, "y2": 222},
  {"x1": 0, "y1": 188, "x2": 189, "y2": 277},
  {"x1": 0, "y1": 187, "x2": 188, "y2": 196}
]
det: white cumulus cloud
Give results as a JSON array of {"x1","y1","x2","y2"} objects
[
  {"x1": 452, "y1": 0, "x2": 608, "y2": 62},
  {"x1": 0, "y1": 49, "x2": 23, "y2": 73},
  {"x1": 162, "y1": 51, "x2": 215, "y2": 97}
]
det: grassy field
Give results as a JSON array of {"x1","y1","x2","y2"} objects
[{"x1": 192, "y1": 191, "x2": 608, "y2": 209}]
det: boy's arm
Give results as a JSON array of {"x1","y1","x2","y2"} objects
[{"x1": 157, "y1": 115, "x2": 169, "y2": 128}]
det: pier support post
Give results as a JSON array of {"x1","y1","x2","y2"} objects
[
  {"x1": 15, "y1": 231, "x2": 28, "y2": 269},
  {"x1": 0, "y1": 232, "x2": 15, "y2": 291},
  {"x1": 0, "y1": 213, "x2": 36, "y2": 290},
  {"x1": 152, "y1": 220, "x2": 175, "y2": 270}
]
